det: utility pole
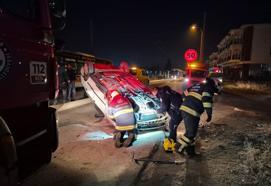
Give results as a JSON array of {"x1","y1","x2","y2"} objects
[{"x1": 199, "y1": 12, "x2": 206, "y2": 64}]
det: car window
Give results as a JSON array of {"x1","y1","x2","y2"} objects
[{"x1": 191, "y1": 70, "x2": 206, "y2": 78}]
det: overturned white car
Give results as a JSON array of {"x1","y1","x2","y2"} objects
[{"x1": 81, "y1": 62, "x2": 168, "y2": 131}]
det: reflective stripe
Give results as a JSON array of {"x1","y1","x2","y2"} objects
[
  {"x1": 111, "y1": 108, "x2": 134, "y2": 118},
  {"x1": 188, "y1": 92, "x2": 202, "y2": 100},
  {"x1": 203, "y1": 102, "x2": 212, "y2": 108},
  {"x1": 180, "y1": 105, "x2": 200, "y2": 117},
  {"x1": 181, "y1": 135, "x2": 191, "y2": 143},
  {"x1": 177, "y1": 138, "x2": 188, "y2": 152},
  {"x1": 17, "y1": 129, "x2": 47, "y2": 147},
  {"x1": 178, "y1": 139, "x2": 188, "y2": 146},
  {"x1": 111, "y1": 91, "x2": 119, "y2": 98},
  {"x1": 202, "y1": 92, "x2": 211, "y2": 97},
  {"x1": 115, "y1": 125, "x2": 135, "y2": 131},
  {"x1": 177, "y1": 136, "x2": 195, "y2": 152}
]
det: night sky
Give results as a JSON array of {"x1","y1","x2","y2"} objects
[{"x1": 57, "y1": 0, "x2": 271, "y2": 69}]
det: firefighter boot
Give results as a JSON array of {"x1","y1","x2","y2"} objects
[
  {"x1": 185, "y1": 145, "x2": 201, "y2": 158},
  {"x1": 176, "y1": 145, "x2": 193, "y2": 158},
  {"x1": 114, "y1": 132, "x2": 124, "y2": 148},
  {"x1": 185, "y1": 145, "x2": 195, "y2": 155},
  {"x1": 176, "y1": 136, "x2": 190, "y2": 154},
  {"x1": 123, "y1": 131, "x2": 135, "y2": 147}
]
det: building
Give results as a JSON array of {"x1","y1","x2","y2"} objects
[
  {"x1": 56, "y1": 50, "x2": 112, "y2": 76},
  {"x1": 209, "y1": 24, "x2": 271, "y2": 81},
  {"x1": 208, "y1": 52, "x2": 219, "y2": 67},
  {"x1": 56, "y1": 51, "x2": 112, "y2": 87}
]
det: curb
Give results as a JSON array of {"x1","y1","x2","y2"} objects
[
  {"x1": 51, "y1": 98, "x2": 92, "y2": 112},
  {"x1": 150, "y1": 78, "x2": 183, "y2": 84}
]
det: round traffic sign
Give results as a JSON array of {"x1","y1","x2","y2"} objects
[{"x1": 184, "y1": 49, "x2": 198, "y2": 62}]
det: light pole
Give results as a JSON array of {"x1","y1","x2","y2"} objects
[{"x1": 190, "y1": 13, "x2": 206, "y2": 63}]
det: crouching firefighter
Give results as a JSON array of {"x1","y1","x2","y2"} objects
[
  {"x1": 107, "y1": 90, "x2": 136, "y2": 148},
  {"x1": 178, "y1": 77, "x2": 220, "y2": 157},
  {"x1": 152, "y1": 86, "x2": 183, "y2": 151}
]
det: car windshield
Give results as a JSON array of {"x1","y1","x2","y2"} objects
[
  {"x1": 209, "y1": 73, "x2": 223, "y2": 78},
  {"x1": 191, "y1": 70, "x2": 206, "y2": 78}
]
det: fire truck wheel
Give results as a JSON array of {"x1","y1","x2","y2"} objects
[
  {"x1": 44, "y1": 150, "x2": 52, "y2": 164},
  {"x1": 0, "y1": 117, "x2": 18, "y2": 186}
]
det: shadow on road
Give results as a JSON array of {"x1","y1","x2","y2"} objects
[
  {"x1": 22, "y1": 162, "x2": 98, "y2": 186},
  {"x1": 184, "y1": 157, "x2": 212, "y2": 186}
]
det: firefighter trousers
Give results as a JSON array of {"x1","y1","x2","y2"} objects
[
  {"x1": 168, "y1": 109, "x2": 182, "y2": 142},
  {"x1": 181, "y1": 111, "x2": 200, "y2": 141}
]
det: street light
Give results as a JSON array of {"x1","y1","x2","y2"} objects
[
  {"x1": 189, "y1": 13, "x2": 206, "y2": 63},
  {"x1": 190, "y1": 24, "x2": 204, "y2": 63},
  {"x1": 191, "y1": 24, "x2": 197, "y2": 31}
]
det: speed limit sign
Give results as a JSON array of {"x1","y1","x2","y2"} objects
[{"x1": 184, "y1": 49, "x2": 198, "y2": 62}]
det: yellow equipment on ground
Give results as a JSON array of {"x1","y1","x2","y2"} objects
[{"x1": 163, "y1": 138, "x2": 175, "y2": 152}]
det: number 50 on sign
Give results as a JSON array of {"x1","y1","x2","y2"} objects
[{"x1": 184, "y1": 49, "x2": 198, "y2": 62}]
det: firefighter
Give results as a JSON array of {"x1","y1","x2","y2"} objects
[
  {"x1": 152, "y1": 86, "x2": 183, "y2": 142},
  {"x1": 177, "y1": 77, "x2": 220, "y2": 157},
  {"x1": 108, "y1": 90, "x2": 136, "y2": 148}
]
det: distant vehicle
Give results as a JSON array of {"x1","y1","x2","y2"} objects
[
  {"x1": 81, "y1": 62, "x2": 168, "y2": 131},
  {"x1": 209, "y1": 66, "x2": 223, "y2": 93},
  {"x1": 171, "y1": 68, "x2": 185, "y2": 80},
  {"x1": 130, "y1": 66, "x2": 150, "y2": 85},
  {"x1": 0, "y1": 0, "x2": 65, "y2": 184},
  {"x1": 209, "y1": 66, "x2": 223, "y2": 83},
  {"x1": 184, "y1": 62, "x2": 208, "y2": 88}
]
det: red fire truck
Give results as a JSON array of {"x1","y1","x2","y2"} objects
[
  {"x1": 0, "y1": 0, "x2": 65, "y2": 185},
  {"x1": 183, "y1": 62, "x2": 208, "y2": 88}
]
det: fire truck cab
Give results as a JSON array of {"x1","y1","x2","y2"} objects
[
  {"x1": 0, "y1": 0, "x2": 65, "y2": 184},
  {"x1": 184, "y1": 62, "x2": 208, "y2": 88}
]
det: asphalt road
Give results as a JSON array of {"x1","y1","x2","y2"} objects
[{"x1": 22, "y1": 79, "x2": 271, "y2": 186}]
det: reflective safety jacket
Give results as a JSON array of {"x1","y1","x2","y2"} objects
[
  {"x1": 108, "y1": 94, "x2": 135, "y2": 131},
  {"x1": 180, "y1": 83, "x2": 215, "y2": 118}
]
